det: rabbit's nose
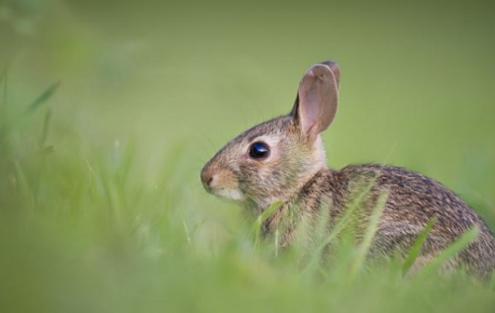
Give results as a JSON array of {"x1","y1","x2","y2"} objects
[{"x1": 200, "y1": 168, "x2": 214, "y2": 190}]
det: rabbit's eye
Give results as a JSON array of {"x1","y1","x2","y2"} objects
[{"x1": 249, "y1": 141, "x2": 270, "y2": 159}]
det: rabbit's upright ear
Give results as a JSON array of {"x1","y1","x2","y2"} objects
[{"x1": 290, "y1": 61, "x2": 340, "y2": 139}]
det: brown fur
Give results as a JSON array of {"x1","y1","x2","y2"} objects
[{"x1": 264, "y1": 164, "x2": 495, "y2": 277}]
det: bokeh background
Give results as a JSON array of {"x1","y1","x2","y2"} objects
[{"x1": 1, "y1": 0, "x2": 495, "y2": 312}]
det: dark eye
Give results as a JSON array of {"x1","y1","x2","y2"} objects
[{"x1": 249, "y1": 141, "x2": 270, "y2": 159}]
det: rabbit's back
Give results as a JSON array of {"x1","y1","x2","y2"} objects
[{"x1": 304, "y1": 164, "x2": 495, "y2": 276}]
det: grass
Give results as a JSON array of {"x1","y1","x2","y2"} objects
[
  {"x1": 1, "y1": 0, "x2": 495, "y2": 312},
  {"x1": 0, "y1": 83, "x2": 493, "y2": 313}
]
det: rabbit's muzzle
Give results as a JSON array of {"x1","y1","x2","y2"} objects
[{"x1": 201, "y1": 164, "x2": 245, "y2": 201}]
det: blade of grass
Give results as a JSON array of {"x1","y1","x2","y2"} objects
[
  {"x1": 13, "y1": 160, "x2": 35, "y2": 211},
  {"x1": 3, "y1": 82, "x2": 60, "y2": 136},
  {"x1": 182, "y1": 220, "x2": 192, "y2": 244},
  {"x1": 302, "y1": 177, "x2": 379, "y2": 274},
  {"x1": 419, "y1": 226, "x2": 480, "y2": 277},
  {"x1": 252, "y1": 201, "x2": 283, "y2": 248},
  {"x1": 38, "y1": 109, "x2": 52, "y2": 148},
  {"x1": 24, "y1": 81, "x2": 60, "y2": 115},
  {"x1": 349, "y1": 190, "x2": 389, "y2": 279},
  {"x1": 402, "y1": 217, "x2": 437, "y2": 275}
]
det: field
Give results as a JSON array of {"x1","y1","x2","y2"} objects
[{"x1": 1, "y1": 0, "x2": 495, "y2": 312}]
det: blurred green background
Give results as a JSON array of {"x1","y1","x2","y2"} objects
[{"x1": 1, "y1": 0, "x2": 495, "y2": 312}]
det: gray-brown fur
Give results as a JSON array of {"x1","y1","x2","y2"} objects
[
  {"x1": 201, "y1": 61, "x2": 495, "y2": 278},
  {"x1": 264, "y1": 164, "x2": 495, "y2": 277}
]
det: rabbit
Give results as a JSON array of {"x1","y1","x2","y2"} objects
[{"x1": 200, "y1": 61, "x2": 495, "y2": 277}]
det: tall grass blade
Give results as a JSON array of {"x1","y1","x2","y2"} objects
[
  {"x1": 302, "y1": 177, "x2": 379, "y2": 275},
  {"x1": 182, "y1": 220, "x2": 192, "y2": 244},
  {"x1": 349, "y1": 190, "x2": 389, "y2": 279},
  {"x1": 402, "y1": 217, "x2": 437, "y2": 275},
  {"x1": 13, "y1": 160, "x2": 35, "y2": 211},
  {"x1": 252, "y1": 201, "x2": 283, "y2": 248},
  {"x1": 24, "y1": 82, "x2": 60, "y2": 115},
  {"x1": 38, "y1": 109, "x2": 52, "y2": 148},
  {"x1": 419, "y1": 226, "x2": 480, "y2": 277}
]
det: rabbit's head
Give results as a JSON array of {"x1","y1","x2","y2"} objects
[{"x1": 201, "y1": 61, "x2": 340, "y2": 211}]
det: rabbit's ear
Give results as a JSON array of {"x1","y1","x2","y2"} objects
[{"x1": 290, "y1": 62, "x2": 340, "y2": 138}]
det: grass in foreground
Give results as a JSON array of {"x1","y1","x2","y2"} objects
[{"x1": 0, "y1": 80, "x2": 494, "y2": 313}]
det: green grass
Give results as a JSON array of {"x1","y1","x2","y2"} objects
[{"x1": 1, "y1": 0, "x2": 495, "y2": 312}]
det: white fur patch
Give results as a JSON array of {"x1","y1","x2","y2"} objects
[
  {"x1": 313, "y1": 136, "x2": 327, "y2": 168},
  {"x1": 214, "y1": 188, "x2": 246, "y2": 201}
]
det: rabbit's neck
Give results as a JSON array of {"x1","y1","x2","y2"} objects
[
  {"x1": 262, "y1": 168, "x2": 339, "y2": 244},
  {"x1": 273, "y1": 135, "x2": 328, "y2": 205}
]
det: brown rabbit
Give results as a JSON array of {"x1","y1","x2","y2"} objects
[{"x1": 200, "y1": 61, "x2": 495, "y2": 277}]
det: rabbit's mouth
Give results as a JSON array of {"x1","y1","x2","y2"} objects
[{"x1": 211, "y1": 187, "x2": 246, "y2": 201}]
